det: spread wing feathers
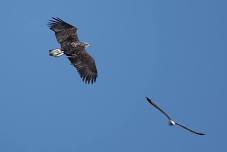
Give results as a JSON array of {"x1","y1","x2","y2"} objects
[
  {"x1": 48, "y1": 17, "x2": 79, "y2": 45},
  {"x1": 146, "y1": 97, "x2": 172, "y2": 120},
  {"x1": 68, "y1": 51, "x2": 97, "y2": 84},
  {"x1": 175, "y1": 122, "x2": 205, "y2": 135}
]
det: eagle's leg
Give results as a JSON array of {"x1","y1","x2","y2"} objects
[{"x1": 49, "y1": 48, "x2": 64, "y2": 57}]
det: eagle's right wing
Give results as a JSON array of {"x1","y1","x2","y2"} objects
[
  {"x1": 68, "y1": 51, "x2": 98, "y2": 84},
  {"x1": 48, "y1": 17, "x2": 79, "y2": 46}
]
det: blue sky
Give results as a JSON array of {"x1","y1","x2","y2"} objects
[{"x1": 0, "y1": 0, "x2": 226, "y2": 151}]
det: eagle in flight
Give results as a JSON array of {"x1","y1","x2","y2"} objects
[
  {"x1": 146, "y1": 97, "x2": 205, "y2": 135},
  {"x1": 48, "y1": 17, "x2": 97, "y2": 84}
]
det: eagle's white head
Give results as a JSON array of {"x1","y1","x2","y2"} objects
[
  {"x1": 73, "y1": 42, "x2": 91, "y2": 48},
  {"x1": 83, "y1": 42, "x2": 91, "y2": 48},
  {"x1": 49, "y1": 49, "x2": 64, "y2": 57}
]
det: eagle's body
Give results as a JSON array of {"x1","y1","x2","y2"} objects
[{"x1": 48, "y1": 17, "x2": 97, "y2": 84}]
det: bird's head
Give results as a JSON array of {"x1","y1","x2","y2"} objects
[
  {"x1": 82, "y1": 42, "x2": 91, "y2": 48},
  {"x1": 168, "y1": 120, "x2": 176, "y2": 126},
  {"x1": 76, "y1": 42, "x2": 91, "y2": 48},
  {"x1": 73, "y1": 42, "x2": 91, "y2": 49}
]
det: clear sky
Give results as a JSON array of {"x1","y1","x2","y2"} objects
[{"x1": 0, "y1": 0, "x2": 226, "y2": 151}]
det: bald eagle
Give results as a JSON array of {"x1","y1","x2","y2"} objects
[
  {"x1": 48, "y1": 17, "x2": 97, "y2": 84},
  {"x1": 146, "y1": 97, "x2": 205, "y2": 135}
]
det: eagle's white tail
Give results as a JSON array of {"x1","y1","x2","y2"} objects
[{"x1": 49, "y1": 49, "x2": 64, "y2": 57}]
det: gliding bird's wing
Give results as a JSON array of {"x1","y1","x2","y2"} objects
[
  {"x1": 146, "y1": 97, "x2": 172, "y2": 121},
  {"x1": 175, "y1": 122, "x2": 205, "y2": 135}
]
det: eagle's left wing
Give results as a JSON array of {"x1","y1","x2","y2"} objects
[
  {"x1": 48, "y1": 17, "x2": 79, "y2": 47},
  {"x1": 68, "y1": 51, "x2": 97, "y2": 84}
]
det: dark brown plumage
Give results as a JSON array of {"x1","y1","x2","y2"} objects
[{"x1": 48, "y1": 17, "x2": 97, "y2": 84}]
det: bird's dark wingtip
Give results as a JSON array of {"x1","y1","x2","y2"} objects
[
  {"x1": 198, "y1": 133, "x2": 206, "y2": 135},
  {"x1": 52, "y1": 17, "x2": 60, "y2": 21},
  {"x1": 145, "y1": 97, "x2": 151, "y2": 101}
]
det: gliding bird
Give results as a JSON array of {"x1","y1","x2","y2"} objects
[{"x1": 146, "y1": 97, "x2": 205, "y2": 135}]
